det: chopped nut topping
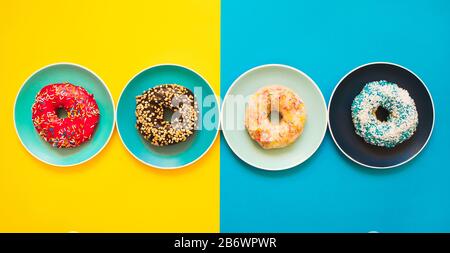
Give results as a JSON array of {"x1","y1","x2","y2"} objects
[{"x1": 135, "y1": 84, "x2": 199, "y2": 146}]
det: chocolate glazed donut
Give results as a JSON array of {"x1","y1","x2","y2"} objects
[{"x1": 135, "y1": 84, "x2": 199, "y2": 146}]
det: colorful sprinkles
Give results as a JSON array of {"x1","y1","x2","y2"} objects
[
  {"x1": 31, "y1": 82, "x2": 100, "y2": 148},
  {"x1": 135, "y1": 84, "x2": 199, "y2": 146},
  {"x1": 245, "y1": 85, "x2": 307, "y2": 149},
  {"x1": 351, "y1": 80, "x2": 418, "y2": 148}
]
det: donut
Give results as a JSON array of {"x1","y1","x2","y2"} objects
[
  {"x1": 135, "y1": 84, "x2": 199, "y2": 146},
  {"x1": 31, "y1": 82, "x2": 100, "y2": 148},
  {"x1": 245, "y1": 85, "x2": 307, "y2": 149},
  {"x1": 351, "y1": 80, "x2": 419, "y2": 148}
]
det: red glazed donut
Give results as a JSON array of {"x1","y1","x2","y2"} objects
[{"x1": 31, "y1": 83, "x2": 100, "y2": 148}]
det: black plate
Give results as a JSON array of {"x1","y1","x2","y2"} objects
[{"x1": 328, "y1": 62, "x2": 434, "y2": 169}]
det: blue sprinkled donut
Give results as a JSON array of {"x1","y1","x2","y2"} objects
[{"x1": 351, "y1": 80, "x2": 418, "y2": 148}]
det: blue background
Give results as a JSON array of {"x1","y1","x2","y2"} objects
[{"x1": 220, "y1": 0, "x2": 450, "y2": 232}]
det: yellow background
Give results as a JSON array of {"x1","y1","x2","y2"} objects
[{"x1": 0, "y1": 0, "x2": 219, "y2": 232}]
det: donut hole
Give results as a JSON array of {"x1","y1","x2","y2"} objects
[
  {"x1": 375, "y1": 106, "x2": 390, "y2": 122},
  {"x1": 166, "y1": 100, "x2": 185, "y2": 123},
  {"x1": 56, "y1": 107, "x2": 68, "y2": 119},
  {"x1": 268, "y1": 110, "x2": 283, "y2": 124},
  {"x1": 163, "y1": 107, "x2": 175, "y2": 123}
]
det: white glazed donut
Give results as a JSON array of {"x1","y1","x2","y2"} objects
[{"x1": 245, "y1": 85, "x2": 306, "y2": 149}]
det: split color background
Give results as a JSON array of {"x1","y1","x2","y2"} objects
[{"x1": 1, "y1": 0, "x2": 450, "y2": 232}]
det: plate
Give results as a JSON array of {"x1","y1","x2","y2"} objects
[
  {"x1": 116, "y1": 64, "x2": 219, "y2": 169},
  {"x1": 221, "y1": 64, "x2": 327, "y2": 171},
  {"x1": 14, "y1": 63, "x2": 115, "y2": 167},
  {"x1": 328, "y1": 62, "x2": 434, "y2": 169}
]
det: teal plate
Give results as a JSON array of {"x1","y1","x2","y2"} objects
[
  {"x1": 116, "y1": 64, "x2": 219, "y2": 169},
  {"x1": 221, "y1": 64, "x2": 327, "y2": 171},
  {"x1": 14, "y1": 63, "x2": 115, "y2": 167}
]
